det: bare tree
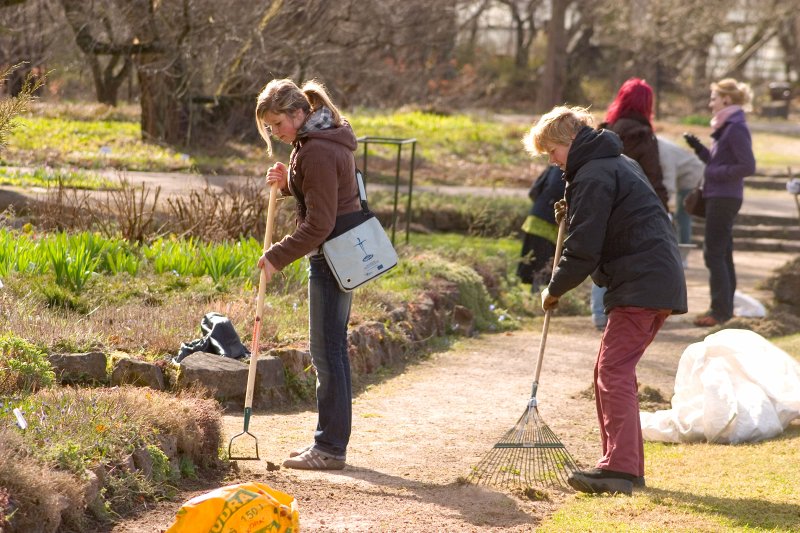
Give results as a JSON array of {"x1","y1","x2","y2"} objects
[
  {"x1": 777, "y1": 10, "x2": 800, "y2": 82},
  {"x1": 535, "y1": 0, "x2": 572, "y2": 111},
  {"x1": 0, "y1": 0, "x2": 56, "y2": 97},
  {"x1": 57, "y1": 0, "x2": 157, "y2": 106},
  {"x1": 495, "y1": 0, "x2": 543, "y2": 71}
]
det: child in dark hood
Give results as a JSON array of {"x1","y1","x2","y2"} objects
[
  {"x1": 517, "y1": 165, "x2": 566, "y2": 289},
  {"x1": 525, "y1": 105, "x2": 687, "y2": 495}
]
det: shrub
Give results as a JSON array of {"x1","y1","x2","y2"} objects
[{"x1": 0, "y1": 333, "x2": 55, "y2": 394}]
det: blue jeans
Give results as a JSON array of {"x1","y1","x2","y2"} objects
[
  {"x1": 591, "y1": 283, "x2": 608, "y2": 328},
  {"x1": 675, "y1": 189, "x2": 693, "y2": 245},
  {"x1": 308, "y1": 255, "x2": 353, "y2": 460},
  {"x1": 703, "y1": 197, "x2": 742, "y2": 322}
]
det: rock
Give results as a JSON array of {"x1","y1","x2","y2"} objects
[
  {"x1": 407, "y1": 294, "x2": 437, "y2": 340},
  {"x1": 156, "y1": 434, "x2": 178, "y2": 460},
  {"x1": 270, "y1": 348, "x2": 312, "y2": 377},
  {"x1": 132, "y1": 447, "x2": 153, "y2": 479},
  {"x1": 83, "y1": 466, "x2": 106, "y2": 517},
  {"x1": 452, "y1": 305, "x2": 475, "y2": 336},
  {"x1": 176, "y1": 352, "x2": 286, "y2": 408},
  {"x1": 111, "y1": 357, "x2": 165, "y2": 390},
  {"x1": 177, "y1": 352, "x2": 249, "y2": 403},
  {"x1": 254, "y1": 355, "x2": 286, "y2": 408},
  {"x1": 48, "y1": 352, "x2": 107, "y2": 385},
  {"x1": 348, "y1": 321, "x2": 407, "y2": 374}
]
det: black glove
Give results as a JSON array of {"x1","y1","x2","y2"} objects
[{"x1": 683, "y1": 133, "x2": 706, "y2": 157}]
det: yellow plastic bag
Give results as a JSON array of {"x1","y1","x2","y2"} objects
[{"x1": 165, "y1": 481, "x2": 299, "y2": 533}]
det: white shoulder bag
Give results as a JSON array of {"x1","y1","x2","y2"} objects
[{"x1": 322, "y1": 169, "x2": 398, "y2": 292}]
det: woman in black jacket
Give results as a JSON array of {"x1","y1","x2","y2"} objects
[{"x1": 524, "y1": 105, "x2": 687, "y2": 495}]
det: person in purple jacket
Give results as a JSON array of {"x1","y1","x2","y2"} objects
[{"x1": 683, "y1": 78, "x2": 756, "y2": 327}]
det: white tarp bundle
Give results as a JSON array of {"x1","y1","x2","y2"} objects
[
  {"x1": 641, "y1": 329, "x2": 800, "y2": 444},
  {"x1": 733, "y1": 290, "x2": 766, "y2": 318}
]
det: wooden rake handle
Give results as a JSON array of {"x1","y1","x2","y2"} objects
[
  {"x1": 532, "y1": 217, "x2": 567, "y2": 389},
  {"x1": 244, "y1": 181, "x2": 280, "y2": 410}
]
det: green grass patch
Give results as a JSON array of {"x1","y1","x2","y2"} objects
[
  {"x1": 351, "y1": 110, "x2": 530, "y2": 167},
  {"x1": 0, "y1": 333, "x2": 55, "y2": 394},
  {"x1": 680, "y1": 114, "x2": 711, "y2": 126},
  {"x1": 0, "y1": 166, "x2": 116, "y2": 190},
  {"x1": 751, "y1": 133, "x2": 800, "y2": 170},
  {"x1": 5, "y1": 116, "x2": 195, "y2": 171},
  {"x1": 5, "y1": 106, "x2": 798, "y2": 180},
  {"x1": 371, "y1": 189, "x2": 529, "y2": 238},
  {"x1": 772, "y1": 333, "x2": 800, "y2": 361}
]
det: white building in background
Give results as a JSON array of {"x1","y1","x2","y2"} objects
[
  {"x1": 460, "y1": 1, "x2": 793, "y2": 84},
  {"x1": 707, "y1": 4, "x2": 793, "y2": 83}
]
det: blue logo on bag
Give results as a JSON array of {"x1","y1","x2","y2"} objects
[{"x1": 356, "y1": 237, "x2": 373, "y2": 261}]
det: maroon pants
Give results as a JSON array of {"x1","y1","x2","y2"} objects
[{"x1": 594, "y1": 306, "x2": 670, "y2": 477}]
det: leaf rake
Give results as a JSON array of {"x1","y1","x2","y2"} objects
[{"x1": 467, "y1": 219, "x2": 578, "y2": 490}]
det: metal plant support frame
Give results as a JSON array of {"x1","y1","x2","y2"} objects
[{"x1": 357, "y1": 136, "x2": 417, "y2": 245}]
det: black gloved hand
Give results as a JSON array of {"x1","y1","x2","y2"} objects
[{"x1": 683, "y1": 132, "x2": 705, "y2": 156}]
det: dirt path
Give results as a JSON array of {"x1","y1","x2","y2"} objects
[{"x1": 109, "y1": 249, "x2": 793, "y2": 532}]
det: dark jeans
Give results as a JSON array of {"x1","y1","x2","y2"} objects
[
  {"x1": 703, "y1": 197, "x2": 742, "y2": 322},
  {"x1": 308, "y1": 255, "x2": 353, "y2": 460},
  {"x1": 675, "y1": 188, "x2": 693, "y2": 244}
]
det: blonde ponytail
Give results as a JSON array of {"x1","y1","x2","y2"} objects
[{"x1": 301, "y1": 79, "x2": 343, "y2": 125}]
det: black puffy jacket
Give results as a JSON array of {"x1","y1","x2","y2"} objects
[{"x1": 548, "y1": 126, "x2": 687, "y2": 315}]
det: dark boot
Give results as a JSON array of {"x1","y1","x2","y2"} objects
[{"x1": 567, "y1": 468, "x2": 635, "y2": 496}]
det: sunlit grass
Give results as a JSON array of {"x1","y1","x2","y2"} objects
[
  {"x1": 5, "y1": 116, "x2": 194, "y2": 171},
  {"x1": 351, "y1": 110, "x2": 530, "y2": 166},
  {"x1": 751, "y1": 133, "x2": 800, "y2": 170},
  {"x1": 0, "y1": 166, "x2": 116, "y2": 190},
  {"x1": 771, "y1": 333, "x2": 800, "y2": 361},
  {"x1": 406, "y1": 232, "x2": 521, "y2": 258},
  {"x1": 4, "y1": 106, "x2": 797, "y2": 179}
]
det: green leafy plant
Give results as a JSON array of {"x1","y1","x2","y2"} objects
[
  {"x1": 200, "y1": 241, "x2": 247, "y2": 283},
  {"x1": 42, "y1": 233, "x2": 100, "y2": 293},
  {"x1": 145, "y1": 237, "x2": 203, "y2": 277},
  {"x1": 37, "y1": 280, "x2": 89, "y2": 312},
  {"x1": 101, "y1": 240, "x2": 140, "y2": 276},
  {"x1": 0, "y1": 333, "x2": 55, "y2": 394}
]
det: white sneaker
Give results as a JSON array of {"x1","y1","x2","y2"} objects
[
  {"x1": 283, "y1": 449, "x2": 345, "y2": 470},
  {"x1": 289, "y1": 444, "x2": 313, "y2": 458}
]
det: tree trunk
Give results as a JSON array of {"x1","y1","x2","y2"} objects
[
  {"x1": 535, "y1": 0, "x2": 569, "y2": 112},
  {"x1": 137, "y1": 53, "x2": 188, "y2": 145}
]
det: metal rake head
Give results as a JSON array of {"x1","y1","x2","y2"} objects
[{"x1": 466, "y1": 405, "x2": 578, "y2": 490}]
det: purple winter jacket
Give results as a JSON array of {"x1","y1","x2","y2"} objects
[{"x1": 695, "y1": 109, "x2": 755, "y2": 200}]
